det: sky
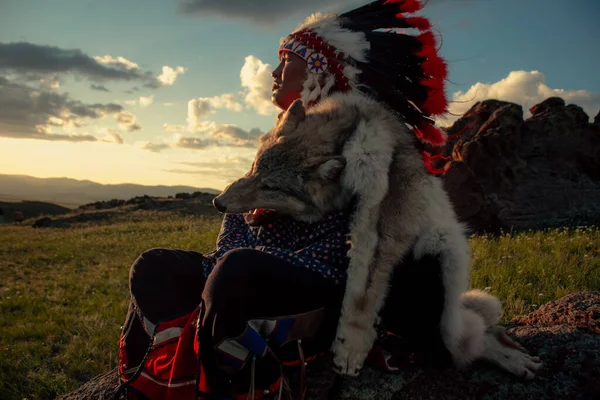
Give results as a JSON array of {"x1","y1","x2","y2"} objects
[{"x1": 1, "y1": 0, "x2": 598, "y2": 190}]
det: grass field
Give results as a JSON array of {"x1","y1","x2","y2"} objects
[{"x1": 0, "y1": 212, "x2": 599, "y2": 400}]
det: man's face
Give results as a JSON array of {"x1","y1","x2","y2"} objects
[{"x1": 271, "y1": 52, "x2": 307, "y2": 111}]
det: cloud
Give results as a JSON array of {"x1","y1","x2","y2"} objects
[
  {"x1": 142, "y1": 142, "x2": 170, "y2": 153},
  {"x1": 94, "y1": 55, "x2": 140, "y2": 70},
  {"x1": 115, "y1": 111, "x2": 142, "y2": 132},
  {"x1": 175, "y1": 123, "x2": 262, "y2": 149},
  {"x1": 165, "y1": 156, "x2": 254, "y2": 181},
  {"x1": 240, "y1": 55, "x2": 278, "y2": 116},
  {"x1": 175, "y1": 136, "x2": 216, "y2": 149},
  {"x1": 0, "y1": 42, "x2": 185, "y2": 89},
  {"x1": 180, "y1": 0, "x2": 363, "y2": 24},
  {"x1": 439, "y1": 70, "x2": 600, "y2": 127},
  {"x1": 0, "y1": 77, "x2": 122, "y2": 141},
  {"x1": 157, "y1": 66, "x2": 187, "y2": 86},
  {"x1": 139, "y1": 95, "x2": 154, "y2": 107},
  {"x1": 187, "y1": 94, "x2": 244, "y2": 126},
  {"x1": 163, "y1": 123, "x2": 186, "y2": 132},
  {"x1": 102, "y1": 128, "x2": 124, "y2": 144},
  {"x1": 90, "y1": 84, "x2": 111, "y2": 92},
  {"x1": 0, "y1": 42, "x2": 152, "y2": 83},
  {"x1": 40, "y1": 76, "x2": 60, "y2": 89}
]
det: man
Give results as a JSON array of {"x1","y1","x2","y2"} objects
[{"x1": 118, "y1": 1, "x2": 455, "y2": 399}]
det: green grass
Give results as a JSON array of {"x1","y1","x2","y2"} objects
[
  {"x1": 0, "y1": 211, "x2": 221, "y2": 400},
  {"x1": 469, "y1": 226, "x2": 600, "y2": 320},
  {"x1": 0, "y1": 213, "x2": 598, "y2": 400}
]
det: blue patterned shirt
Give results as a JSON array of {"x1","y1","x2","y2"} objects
[{"x1": 202, "y1": 212, "x2": 350, "y2": 283}]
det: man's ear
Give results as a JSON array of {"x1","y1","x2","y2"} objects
[{"x1": 316, "y1": 156, "x2": 346, "y2": 181}]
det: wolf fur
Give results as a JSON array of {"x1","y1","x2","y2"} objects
[{"x1": 213, "y1": 92, "x2": 542, "y2": 378}]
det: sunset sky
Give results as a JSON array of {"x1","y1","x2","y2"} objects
[{"x1": 1, "y1": 0, "x2": 598, "y2": 190}]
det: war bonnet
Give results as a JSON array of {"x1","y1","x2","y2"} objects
[{"x1": 279, "y1": 0, "x2": 450, "y2": 173}]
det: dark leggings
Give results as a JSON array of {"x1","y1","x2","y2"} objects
[
  {"x1": 124, "y1": 248, "x2": 345, "y2": 393},
  {"x1": 123, "y1": 246, "x2": 449, "y2": 393}
]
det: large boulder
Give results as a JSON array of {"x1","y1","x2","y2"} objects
[
  {"x1": 59, "y1": 292, "x2": 600, "y2": 400},
  {"x1": 442, "y1": 97, "x2": 600, "y2": 233}
]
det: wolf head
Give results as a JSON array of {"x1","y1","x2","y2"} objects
[{"x1": 213, "y1": 100, "x2": 354, "y2": 223}]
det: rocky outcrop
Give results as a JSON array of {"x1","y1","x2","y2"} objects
[
  {"x1": 59, "y1": 292, "x2": 600, "y2": 400},
  {"x1": 515, "y1": 292, "x2": 600, "y2": 334},
  {"x1": 442, "y1": 97, "x2": 600, "y2": 233}
]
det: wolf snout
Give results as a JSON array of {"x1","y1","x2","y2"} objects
[{"x1": 212, "y1": 196, "x2": 227, "y2": 213}]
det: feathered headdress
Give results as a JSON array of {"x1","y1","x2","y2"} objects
[{"x1": 279, "y1": 0, "x2": 450, "y2": 174}]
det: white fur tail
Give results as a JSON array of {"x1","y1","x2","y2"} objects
[
  {"x1": 461, "y1": 289, "x2": 503, "y2": 328},
  {"x1": 444, "y1": 290, "x2": 503, "y2": 366},
  {"x1": 456, "y1": 290, "x2": 543, "y2": 378}
]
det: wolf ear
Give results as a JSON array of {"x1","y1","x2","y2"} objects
[
  {"x1": 278, "y1": 99, "x2": 306, "y2": 129},
  {"x1": 316, "y1": 157, "x2": 346, "y2": 181}
]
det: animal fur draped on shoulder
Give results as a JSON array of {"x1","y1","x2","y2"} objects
[{"x1": 214, "y1": 91, "x2": 542, "y2": 378}]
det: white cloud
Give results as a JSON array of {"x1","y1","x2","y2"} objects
[
  {"x1": 157, "y1": 66, "x2": 187, "y2": 86},
  {"x1": 115, "y1": 111, "x2": 141, "y2": 132},
  {"x1": 172, "y1": 119, "x2": 262, "y2": 149},
  {"x1": 94, "y1": 55, "x2": 139, "y2": 70},
  {"x1": 187, "y1": 94, "x2": 244, "y2": 128},
  {"x1": 240, "y1": 55, "x2": 278, "y2": 116},
  {"x1": 102, "y1": 128, "x2": 124, "y2": 144},
  {"x1": 40, "y1": 76, "x2": 60, "y2": 89},
  {"x1": 163, "y1": 123, "x2": 186, "y2": 132},
  {"x1": 141, "y1": 142, "x2": 170, "y2": 153},
  {"x1": 439, "y1": 70, "x2": 600, "y2": 127},
  {"x1": 124, "y1": 99, "x2": 137, "y2": 106},
  {"x1": 139, "y1": 95, "x2": 154, "y2": 107},
  {"x1": 165, "y1": 156, "x2": 254, "y2": 181}
]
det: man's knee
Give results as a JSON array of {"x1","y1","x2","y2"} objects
[
  {"x1": 211, "y1": 248, "x2": 261, "y2": 278},
  {"x1": 203, "y1": 249, "x2": 263, "y2": 304},
  {"x1": 129, "y1": 248, "x2": 171, "y2": 290}
]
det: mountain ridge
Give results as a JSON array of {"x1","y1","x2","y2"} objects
[{"x1": 0, "y1": 174, "x2": 220, "y2": 207}]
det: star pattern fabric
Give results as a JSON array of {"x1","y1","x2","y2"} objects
[{"x1": 202, "y1": 212, "x2": 350, "y2": 283}]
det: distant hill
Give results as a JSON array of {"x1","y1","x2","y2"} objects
[
  {"x1": 0, "y1": 200, "x2": 71, "y2": 223},
  {"x1": 0, "y1": 174, "x2": 219, "y2": 208}
]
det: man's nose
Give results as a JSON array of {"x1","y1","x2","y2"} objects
[
  {"x1": 272, "y1": 62, "x2": 283, "y2": 79},
  {"x1": 212, "y1": 197, "x2": 227, "y2": 213}
]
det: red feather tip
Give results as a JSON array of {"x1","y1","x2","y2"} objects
[
  {"x1": 421, "y1": 86, "x2": 448, "y2": 116},
  {"x1": 421, "y1": 151, "x2": 450, "y2": 175},
  {"x1": 416, "y1": 122, "x2": 447, "y2": 146},
  {"x1": 405, "y1": 16, "x2": 430, "y2": 31},
  {"x1": 415, "y1": 43, "x2": 436, "y2": 59},
  {"x1": 401, "y1": 0, "x2": 424, "y2": 13},
  {"x1": 385, "y1": 0, "x2": 424, "y2": 13},
  {"x1": 420, "y1": 77, "x2": 444, "y2": 89},
  {"x1": 416, "y1": 31, "x2": 436, "y2": 48},
  {"x1": 422, "y1": 55, "x2": 448, "y2": 80}
]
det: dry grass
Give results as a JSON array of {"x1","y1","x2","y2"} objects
[{"x1": 0, "y1": 213, "x2": 598, "y2": 399}]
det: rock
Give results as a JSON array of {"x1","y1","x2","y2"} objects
[
  {"x1": 442, "y1": 97, "x2": 600, "y2": 233},
  {"x1": 388, "y1": 325, "x2": 600, "y2": 400},
  {"x1": 515, "y1": 292, "x2": 600, "y2": 334},
  {"x1": 529, "y1": 96, "x2": 565, "y2": 116},
  {"x1": 60, "y1": 292, "x2": 600, "y2": 400},
  {"x1": 58, "y1": 368, "x2": 124, "y2": 400},
  {"x1": 32, "y1": 216, "x2": 52, "y2": 228}
]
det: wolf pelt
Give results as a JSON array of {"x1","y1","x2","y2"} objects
[{"x1": 213, "y1": 92, "x2": 542, "y2": 379}]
